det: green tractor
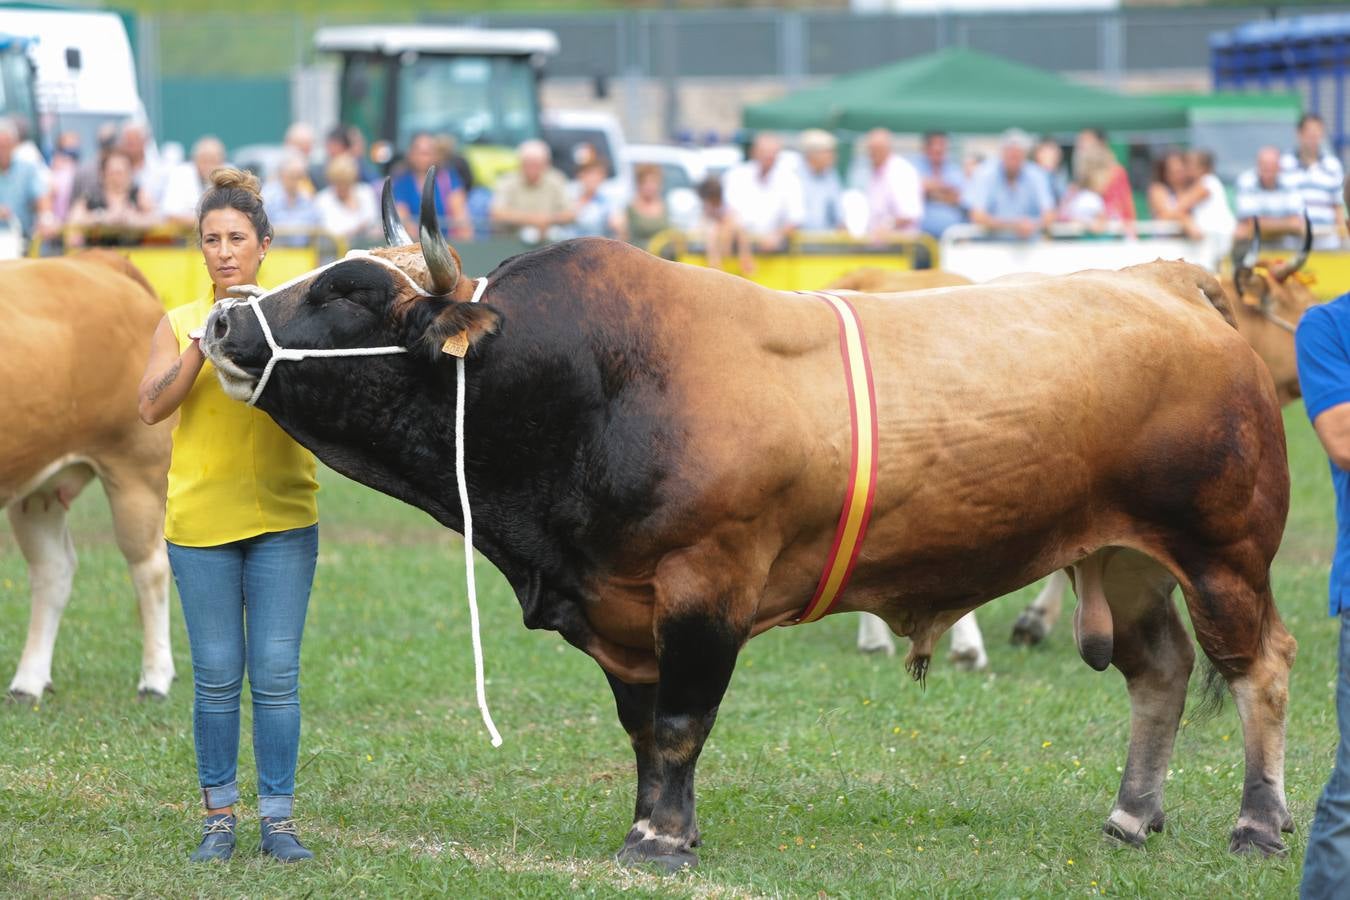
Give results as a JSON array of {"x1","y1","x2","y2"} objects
[{"x1": 317, "y1": 24, "x2": 559, "y2": 189}]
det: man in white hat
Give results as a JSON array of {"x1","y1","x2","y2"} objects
[{"x1": 798, "y1": 129, "x2": 845, "y2": 233}]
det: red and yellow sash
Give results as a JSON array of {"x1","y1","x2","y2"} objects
[{"x1": 791, "y1": 291, "x2": 879, "y2": 625}]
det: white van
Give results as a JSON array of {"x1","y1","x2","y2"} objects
[{"x1": 0, "y1": 8, "x2": 146, "y2": 155}]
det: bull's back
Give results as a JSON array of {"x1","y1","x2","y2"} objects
[{"x1": 0, "y1": 257, "x2": 166, "y2": 489}]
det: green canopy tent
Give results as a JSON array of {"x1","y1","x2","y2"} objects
[{"x1": 742, "y1": 48, "x2": 1189, "y2": 135}]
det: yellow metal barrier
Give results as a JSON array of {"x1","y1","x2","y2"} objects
[
  {"x1": 647, "y1": 230, "x2": 940, "y2": 292},
  {"x1": 1305, "y1": 251, "x2": 1350, "y2": 302},
  {"x1": 32, "y1": 227, "x2": 346, "y2": 311}
]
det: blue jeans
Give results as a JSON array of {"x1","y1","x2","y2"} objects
[
  {"x1": 1303, "y1": 611, "x2": 1350, "y2": 898},
  {"x1": 167, "y1": 525, "x2": 318, "y2": 819}
]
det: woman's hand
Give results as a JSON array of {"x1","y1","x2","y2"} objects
[{"x1": 139, "y1": 315, "x2": 206, "y2": 425}]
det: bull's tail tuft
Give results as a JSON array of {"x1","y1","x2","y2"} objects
[{"x1": 1187, "y1": 655, "x2": 1228, "y2": 721}]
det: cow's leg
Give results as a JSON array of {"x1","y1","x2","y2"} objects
[
  {"x1": 1011, "y1": 569, "x2": 1069, "y2": 646},
  {"x1": 1095, "y1": 549, "x2": 1194, "y2": 847},
  {"x1": 102, "y1": 472, "x2": 174, "y2": 698},
  {"x1": 856, "y1": 612, "x2": 896, "y2": 656},
  {"x1": 6, "y1": 487, "x2": 83, "y2": 701},
  {"x1": 947, "y1": 612, "x2": 988, "y2": 671},
  {"x1": 1179, "y1": 562, "x2": 1297, "y2": 856},
  {"x1": 615, "y1": 611, "x2": 745, "y2": 871}
]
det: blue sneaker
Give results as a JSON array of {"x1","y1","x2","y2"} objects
[
  {"x1": 189, "y1": 814, "x2": 236, "y2": 862},
  {"x1": 261, "y1": 817, "x2": 314, "y2": 862}
]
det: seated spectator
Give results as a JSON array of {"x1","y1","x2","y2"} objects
[
  {"x1": 161, "y1": 136, "x2": 226, "y2": 226},
  {"x1": 1058, "y1": 147, "x2": 1112, "y2": 233},
  {"x1": 117, "y1": 120, "x2": 166, "y2": 208},
  {"x1": 570, "y1": 160, "x2": 622, "y2": 238},
  {"x1": 857, "y1": 128, "x2": 922, "y2": 241},
  {"x1": 1147, "y1": 148, "x2": 1204, "y2": 240},
  {"x1": 437, "y1": 133, "x2": 475, "y2": 193},
  {"x1": 698, "y1": 177, "x2": 754, "y2": 275},
  {"x1": 1234, "y1": 146, "x2": 1305, "y2": 248},
  {"x1": 262, "y1": 155, "x2": 322, "y2": 246},
  {"x1": 913, "y1": 130, "x2": 965, "y2": 238},
  {"x1": 47, "y1": 141, "x2": 80, "y2": 224},
  {"x1": 1034, "y1": 137, "x2": 1068, "y2": 207},
  {"x1": 1186, "y1": 149, "x2": 1236, "y2": 257},
  {"x1": 1282, "y1": 113, "x2": 1347, "y2": 249},
  {"x1": 619, "y1": 163, "x2": 670, "y2": 248},
  {"x1": 0, "y1": 118, "x2": 51, "y2": 240},
  {"x1": 723, "y1": 132, "x2": 804, "y2": 251},
  {"x1": 315, "y1": 154, "x2": 378, "y2": 242},
  {"x1": 284, "y1": 121, "x2": 322, "y2": 193},
  {"x1": 963, "y1": 129, "x2": 1055, "y2": 239},
  {"x1": 66, "y1": 150, "x2": 158, "y2": 246},
  {"x1": 799, "y1": 129, "x2": 845, "y2": 232},
  {"x1": 392, "y1": 131, "x2": 472, "y2": 240},
  {"x1": 490, "y1": 139, "x2": 574, "y2": 243},
  {"x1": 343, "y1": 125, "x2": 379, "y2": 183},
  {"x1": 1074, "y1": 129, "x2": 1136, "y2": 228}
]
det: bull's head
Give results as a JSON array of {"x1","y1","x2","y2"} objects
[
  {"x1": 200, "y1": 168, "x2": 500, "y2": 412},
  {"x1": 1231, "y1": 211, "x2": 1315, "y2": 334}
]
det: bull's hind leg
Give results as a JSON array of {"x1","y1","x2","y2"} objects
[
  {"x1": 1180, "y1": 563, "x2": 1297, "y2": 855},
  {"x1": 613, "y1": 606, "x2": 746, "y2": 871},
  {"x1": 6, "y1": 465, "x2": 94, "y2": 701},
  {"x1": 1094, "y1": 549, "x2": 1194, "y2": 846}
]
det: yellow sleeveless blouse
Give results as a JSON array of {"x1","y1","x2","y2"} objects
[{"x1": 164, "y1": 296, "x2": 318, "y2": 546}]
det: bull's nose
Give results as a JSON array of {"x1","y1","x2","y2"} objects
[{"x1": 212, "y1": 310, "x2": 230, "y2": 341}]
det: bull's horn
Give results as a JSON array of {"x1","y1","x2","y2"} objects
[
  {"x1": 381, "y1": 178, "x2": 413, "y2": 247},
  {"x1": 1234, "y1": 217, "x2": 1260, "y2": 296},
  {"x1": 1275, "y1": 210, "x2": 1313, "y2": 282},
  {"x1": 419, "y1": 166, "x2": 459, "y2": 295}
]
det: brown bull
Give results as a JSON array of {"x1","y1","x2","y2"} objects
[
  {"x1": 200, "y1": 172, "x2": 1297, "y2": 866},
  {"x1": 2, "y1": 251, "x2": 174, "y2": 701}
]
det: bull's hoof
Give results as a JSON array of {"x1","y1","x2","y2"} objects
[
  {"x1": 1229, "y1": 825, "x2": 1288, "y2": 857},
  {"x1": 136, "y1": 688, "x2": 168, "y2": 703},
  {"x1": 6, "y1": 689, "x2": 43, "y2": 706},
  {"x1": 615, "y1": 841, "x2": 698, "y2": 872},
  {"x1": 1010, "y1": 611, "x2": 1049, "y2": 646},
  {"x1": 948, "y1": 647, "x2": 988, "y2": 672},
  {"x1": 1103, "y1": 810, "x2": 1164, "y2": 848}
]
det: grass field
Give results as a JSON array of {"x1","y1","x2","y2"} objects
[{"x1": 0, "y1": 405, "x2": 1342, "y2": 898}]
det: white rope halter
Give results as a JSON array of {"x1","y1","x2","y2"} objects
[{"x1": 224, "y1": 254, "x2": 503, "y2": 747}]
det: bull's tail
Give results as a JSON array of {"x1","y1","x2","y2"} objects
[{"x1": 1195, "y1": 268, "x2": 1238, "y2": 330}]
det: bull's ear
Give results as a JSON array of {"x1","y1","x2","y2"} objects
[{"x1": 417, "y1": 301, "x2": 501, "y2": 359}]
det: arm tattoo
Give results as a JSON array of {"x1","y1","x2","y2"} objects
[{"x1": 146, "y1": 359, "x2": 182, "y2": 405}]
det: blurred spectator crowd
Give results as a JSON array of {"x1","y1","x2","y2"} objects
[{"x1": 0, "y1": 111, "x2": 1343, "y2": 266}]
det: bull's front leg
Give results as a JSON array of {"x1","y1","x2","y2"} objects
[
  {"x1": 614, "y1": 611, "x2": 744, "y2": 871},
  {"x1": 605, "y1": 673, "x2": 661, "y2": 827}
]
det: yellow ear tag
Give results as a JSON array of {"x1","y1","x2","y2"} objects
[{"x1": 441, "y1": 330, "x2": 470, "y2": 358}]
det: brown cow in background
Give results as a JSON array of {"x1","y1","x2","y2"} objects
[{"x1": 2, "y1": 251, "x2": 174, "y2": 702}]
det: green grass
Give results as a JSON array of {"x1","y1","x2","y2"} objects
[{"x1": 0, "y1": 405, "x2": 1341, "y2": 897}]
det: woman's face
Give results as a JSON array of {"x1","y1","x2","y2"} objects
[
  {"x1": 1163, "y1": 155, "x2": 1187, "y2": 188},
  {"x1": 638, "y1": 172, "x2": 662, "y2": 201},
  {"x1": 103, "y1": 155, "x2": 132, "y2": 194},
  {"x1": 200, "y1": 208, "x2": 269, "y2": 295}
]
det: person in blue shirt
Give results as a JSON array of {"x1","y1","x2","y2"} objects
[
  {"x1": 962, "y1": 128, "x2": 1055, "y2": 240},
  {"x1": 390, "y1": 132, "x2": 471, "y2": 241},
  {"x1": 0, "y1": 118, "x2": 49, "y2": 239},
  {"x1": 1295, "y1": 259, "x2": 1350, "y2": 897},
  {"x1": 913, "y1": 131, "x2": 965, "y2": 238}
]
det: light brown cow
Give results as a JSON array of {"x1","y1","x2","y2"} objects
[
  {"x1": 201, "y1": 179, "x2": 1298, "y2": 862},
  {"x1": 2, "y1": 251, "x2": 174, "y2": 701}
]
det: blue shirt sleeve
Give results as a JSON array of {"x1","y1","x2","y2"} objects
[
  {"x1": 390, "y1": 173, "x2": 418, "y2": 216},
  {"x1": 1297, "y1": 300, "x2": 1350, "y2": 422},
  {"x1": 962, "y1": 168, "x2": 990, "y2": 215}
]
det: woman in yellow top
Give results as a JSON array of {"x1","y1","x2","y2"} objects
[{"x1": 139, "y1": 168, "x2": 319, "y2": 864}]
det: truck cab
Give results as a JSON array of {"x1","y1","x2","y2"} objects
[{"x1": 316, "y1": 25, "x2": 558, "y2": 188}]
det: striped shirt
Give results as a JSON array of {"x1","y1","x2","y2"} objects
[
  {"x1": 1235, "y1": 169, "x2": 1305, "y2": 249},
  {"x1": 1281, "y1": 150, "x2": 1345, "y2": 249}
]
